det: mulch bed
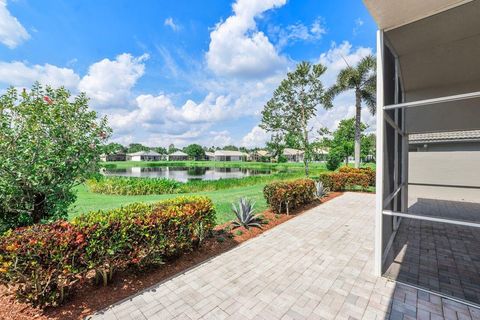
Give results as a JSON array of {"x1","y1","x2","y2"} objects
[{"x1": 0, "y1": 192, "x2": 343, "y2": 320}]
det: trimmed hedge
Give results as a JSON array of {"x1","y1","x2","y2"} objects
[
  {"x1": 318, "y1": 166, "x2": 375, "y2": 191},
  {"x1": 263, "y1": 178, "x2": 317, "y2": 214},
  {"x1": 0, "y1": 196, "x2": 215, "y2": 307}
]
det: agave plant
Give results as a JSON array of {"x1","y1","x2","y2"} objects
[
  {"x1": 231, "y1": 197, "x2": 263, "y2": 229},
  {"x1": 316, "y1": 181, "x2": 329, "y2": 199}
]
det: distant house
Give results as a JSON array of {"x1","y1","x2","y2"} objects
[
  {"x1": 204, "y1": 152, "x2": 215, "y2": 161},
  {"x1": 312, "y1": 147, "x2": 329, "y2": 162},
  {"x1": 248, "y1": 150, "x2": 271, "y2": 162},
  {"x1": 168, "y1": 151, "x2": 189, "y2": 161},
  {"x1": 214, "y1": 150, "x2": 247, "y2": 162},
  {"x1": 100, "y1": 152, "x2": 126, "y2": 162},
  {"x1": 127, "y1": 150, "x2": 162, "y2": 161},
  {"x1": 283, "y1": 148, "x2": 304, "y2": 162}
]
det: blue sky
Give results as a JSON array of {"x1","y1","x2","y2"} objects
[{"x1": 0, "y1": 0, "x2": 377, "y2": 148}]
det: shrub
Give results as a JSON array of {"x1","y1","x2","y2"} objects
[
  {"x1": 0, "y1": 196, "x2": 215, "y2": 307},
  {"x1": 0, "y1": 84, "x2": 111, "y2": 232},
  {"x1": 338, "y1": 166, "x2": 376, "y2": 186},
  {"x1": 326, "y1": 150, "x2": 343, "y2": 171},
  {"x1": 0, "y1": 221, "x2": 88, "y2": 306},
  {"x1": 319, "y1": 166, "x2": 375, "y2": 191},
  {"x1": 263, "y1": 179, "x2": 317, "y2": 214}
]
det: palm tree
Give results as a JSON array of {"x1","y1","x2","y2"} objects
[{"x1": 325, "y1": 55, "x2": 376, "y2": 168}]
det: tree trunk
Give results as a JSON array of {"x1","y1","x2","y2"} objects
[
  {"x1": 300, "y1": 105, "x2": 309, "y2": 177},
  {"x1": 354, "y1": 90, "x2": 362, "y2": 168},
  {"x1": 32, "y1": 193, "x2": 46, "y2": 223}
]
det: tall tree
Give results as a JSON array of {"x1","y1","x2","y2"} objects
[
  {"x1": 325, "y1": 55, "x2": 376, "y2": 168},
  {"x1": 261, "y1": 61, "x2": 328, "y2": 176},
  {"x1": 184, "y1": 144, "x2": 205, "y2": 161}
]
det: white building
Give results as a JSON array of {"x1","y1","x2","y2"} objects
[
  {"x1": 126, "y1": 150, "x2": 162, "y2": 161},
  {"x1": 282, "y1": 148, "x2": 304, "y2": 162},
  {"x1": 214, "y1": 150, "x2": 247, "y2": 162},
  {"x1": 167, "y1": 151, "x2": 189, "y2": 161},
  {"x1": 204, "y1": 152, "x2": 215, "y2": 161}
]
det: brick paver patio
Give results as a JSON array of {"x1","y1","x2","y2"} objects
[
  {"x1": 90, "y1": 193, "x2": 480, "y2": 319},
  {"x1": 385, "y1": 199, "x2": 480, "y2": 305}
]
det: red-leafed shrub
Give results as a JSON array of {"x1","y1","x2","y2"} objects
[
  {"x1": 319, "y1": 166, "x2": 375, "y2": 191},
  {"x1": 74, "y1": 196, "x2": 216, "y2": 286},
  {"x1": 338, "y1": 166, "x2": 376, "y2": 186},
  {"x1": 263, "y1": 179, "x2": 317, "y2": 214},
  {"x1": 0, "y1": 221, "x2": 88, "y2": 307},
  {"x1": 0, "y1": 196, "x2": 215, "y2": 307}
]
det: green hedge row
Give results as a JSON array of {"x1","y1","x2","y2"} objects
[
  {"x1": 263, "y1": 178, "x2": 317, "y2": 214},
  {"x1": 0, "y1": 196, "x2": 215, "y2": 307}
]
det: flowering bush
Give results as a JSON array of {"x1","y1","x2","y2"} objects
[
  {"x1": 319, "y1": 166, "x2": 375, "y2": 191},
  {"x1": 0, "y1": 196, "x2": 215, "y2": 307},
  {"x1": 0, "y1": 84, "x2": 111, "y2": 232},
  {"x1": 263, "y1": 179, "x2": 317, "y2": 214}
]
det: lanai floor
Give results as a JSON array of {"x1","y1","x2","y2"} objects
[{"x1": 89, "y1": 193, "x2": 480, "y2": 320}]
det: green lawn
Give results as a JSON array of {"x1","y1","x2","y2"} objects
[
  {"x1": 69, "y1": 183, "x2": 269, "y2": 225},
  {"x1": 71, "y1": 161, "x2": 375, "y2": 225}
]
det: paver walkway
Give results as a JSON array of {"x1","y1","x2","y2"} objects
[{"x1": 90, "y1": 193, "x2": 480, "y2": 319}]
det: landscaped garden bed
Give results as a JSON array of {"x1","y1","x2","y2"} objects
[{"x1": 0, "y1": 181, "x2": 342, "y2": 320}]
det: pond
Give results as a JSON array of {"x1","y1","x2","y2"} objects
[{"x1": 102, "y1": 166, "x2": 272, "y2": 182}]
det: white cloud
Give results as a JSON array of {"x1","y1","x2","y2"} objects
[
  {"x1": 271, "y1": 17, "x2": 326, "y2": 48},
  {"x1": 353, "y1": 18, "x2": 364, "y2": 36},
  {"x1": 164, "y1": 17, "x2": 179, "y2": 31},
  {"x1": 206, "y1": 0, "x2": 288, "y2": 78},
  {"x1": 241, "y1": 126, "x2": 271, "y2": 147},
  {"x1": 0, "y1": 0, "x2": 30, "y2": 48},
  {"x1": 0, "y1": 61, "x2": 80, "y2": 90},
  {"x1": 78, "y1": 53, "x2": 149, "y2": 108}
]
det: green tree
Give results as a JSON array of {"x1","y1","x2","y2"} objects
[
  {"x1": 103, "y1": 142, "x2": 126, "y2": 154},
  {"x1": 261, "y1": 61, "x2": 328, "y2": 176},
  {"x1": 127, "y1": 143, "x2": 149, "y2": 153},
  {"x1": 0, "y1": 84, "x2": 111, "y2": 231},
  {"x1": 184, "y1": 144, "x2": 206, "y2": 161},
  {"x1": 222, "y1": 145, "x2": 239, "y2": 151},
  {"x1": 266, "y1": 133, "x2": 285, "y2": 161},
  {"x1": 168, "y1": 144, "x2": 177, "y2": 154},
  {"x1": 329, "y1": 118, "x2": 367, "y2": 166},
  {"x1": 325, "y1": 55, "x2": 376, "y2": 168},
  {"x1": 361, "y1": 133, "x2": 376, "y2": 162},
  {"x1": 153, "y1": 146, "x2": 167, "y2": 155}
]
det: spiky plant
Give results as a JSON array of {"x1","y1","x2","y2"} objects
[
  {"x1": 316, "y1": 181, "x2": 329, "y2": 199},
  {"x1": 231, "y1": 198, "x2": 263, "y2": 229}
]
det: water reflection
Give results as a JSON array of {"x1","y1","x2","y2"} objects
[{"x1": 103, "y1": 166, "x2": 271, "y2": 182}]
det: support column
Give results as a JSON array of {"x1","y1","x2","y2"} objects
[{"x1": 374, "y1": 30, "x2": 385, "y2": 276}]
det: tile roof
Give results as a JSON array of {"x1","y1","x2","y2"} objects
[{"x1": 409, "y1": 130, "x2": 480, "y2": 143}]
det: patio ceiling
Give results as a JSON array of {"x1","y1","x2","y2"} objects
[
  {"x1": 362, "y1": 0, "x2": 472, "y2": 31},
  {"x1": 378, "y1": 1, "x2": 480, "y2": 134}
]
